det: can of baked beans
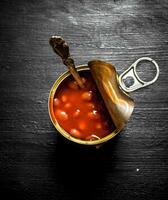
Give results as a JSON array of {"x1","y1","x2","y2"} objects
[
  {"x1": 48, "y1": 65, "x2": 120, "y2": 146},
  {"x1": 49, "y1": 57, "x2": 159, "y2": 146}
]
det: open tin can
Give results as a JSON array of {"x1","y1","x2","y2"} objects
[{"x1": 48, "y1": 57, "x2": 159, "y2": 146}]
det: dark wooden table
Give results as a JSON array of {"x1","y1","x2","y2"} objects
[{"x1": 0, "y1": 0, "x2": 168, "y2": 199}]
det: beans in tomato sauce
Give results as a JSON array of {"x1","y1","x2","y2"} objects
[{"x1": 53, "y1": 71, "x2": 115, "y2": 141}]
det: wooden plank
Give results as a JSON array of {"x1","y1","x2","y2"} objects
[{"x1": 0, "y1": 0, "x2": 168, "y2": 199}]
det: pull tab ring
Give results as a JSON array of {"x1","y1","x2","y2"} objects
[{"x1": 118, "y1": 57, "x2": 159, "y2": 93}]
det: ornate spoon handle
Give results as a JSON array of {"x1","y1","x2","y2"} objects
[{"x1": 49, "y1": 36, "x2": 84, "y2": 88}]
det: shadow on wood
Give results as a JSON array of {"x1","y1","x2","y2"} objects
[{"x1": 48, "y1": 133, "x2": 121, "y2": 198}]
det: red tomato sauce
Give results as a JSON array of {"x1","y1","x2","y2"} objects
[{"x1": 53, "y1": 70, "x2": 115, "y2": 141}]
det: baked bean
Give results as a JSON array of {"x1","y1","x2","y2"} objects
[
  {"x1": 86, "y1": 102, "x2": 95, "y2": 110},
  {"x1": 82, "y1": 77, "x2": 86, "y2": 84},
  {"x1": 53, "y1": 98, "x2": 60, "y2": 107},
  {"x1": 55, "y1": 109, "x2": 68, "y2": 121},
  {"x1": 96, "y1": 123, "x2": 102, "y2": 129},
  {"x1": 73, "y1": 109, "x2": 80, "y2": 117},
  {"x1": 64, "y1": 103, "x2": 72, "y2": 109},
  {"x1": 68, "y1": 80, "x2": 79, "y2": 90},
  {"x1": 61, "y1": 95, "x2": 67, "y2": 102},
  {"x1": 88, "y1": 110, "x2": 100, "y2": 120},
  {"x1": 81, "y1": 91, "x2": 92, "y2": 101},
  {"x1": 70, "y1": 129, "x2": 82, "y2": 139}
]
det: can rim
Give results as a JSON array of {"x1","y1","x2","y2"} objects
[{"x1": 48, "y1": 64, "x2": 121, "y2": 145}]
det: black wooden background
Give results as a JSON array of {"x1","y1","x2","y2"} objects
[{"x1": 0, "y1": 0, "x2": 168, "y2": 199}]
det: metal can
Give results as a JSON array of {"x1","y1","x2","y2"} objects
[
  {"x1": 48, "y1": 65, "x2": 120, "y2": 146},
  {"x1": 48, "y1": 57, "x2": 159, "y2": 146}
]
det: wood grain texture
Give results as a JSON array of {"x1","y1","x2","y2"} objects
[{"x1": 0, "y1": 0, "x2": 168, "y2": 199}]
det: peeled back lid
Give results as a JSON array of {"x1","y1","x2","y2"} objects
[{"x1": 88, "y1": 60, "x2": 135, "y2": 131}]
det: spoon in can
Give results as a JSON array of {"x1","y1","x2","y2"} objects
[{"x1": 49, "y1": 36, "x2": 85, "y2": 88}]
